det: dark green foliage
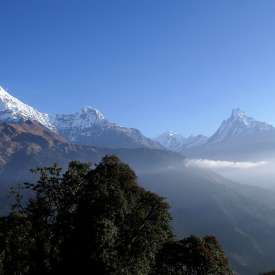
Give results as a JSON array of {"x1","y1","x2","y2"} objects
[
  {"x1": 260, "y1": 271, "x2": 275, "y2": 275},
  {"x1": 154, "y1": 235, "x2": 233, "y2": 275},
  {"x1": 58, "y1": 156, "x2": 172, "y2": 275},
  {"x1": 0, "y1": 155, "x2": 232, "y2": 275}
]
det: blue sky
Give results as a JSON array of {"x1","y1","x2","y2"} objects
[{"x1": 1, "y1": 0, "x2": 275, "y2": 137}]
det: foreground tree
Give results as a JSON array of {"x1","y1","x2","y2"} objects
[
  {"x1": 0, "y1": 155, "x2": 233, "y2": 275},
  {"x1": 154, "y1": 235, "x2": 233, "y2": 275}
]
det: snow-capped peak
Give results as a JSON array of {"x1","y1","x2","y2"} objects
[
  {"x1": 54, "y1": 106, "x2": 106, "y2": 130},
  {"x1": 209, "y1": 109, "x2": 275, "y2": 143},
  {"x1": 155, "y1": 131, "x2": 208, "y2": 152},
  {"x1": 155, "y1": 131, "x2": 186, "y2": 152},
  {"x1": 155, "y1": 131, "x2": 185, "y2": 152},
  {"x1": 0, "y1": 86, "x2": 105, "y2": 131},
  {"x1": 0, "y1": 86, "x2": 55, "y2": 130},
  {"x1": 0, "y1": 86, "x2": 162, "y2": 149}
]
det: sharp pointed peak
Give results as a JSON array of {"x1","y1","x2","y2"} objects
[{"x1": 230, "y1": 108, "x2": 247, "y2": 119}]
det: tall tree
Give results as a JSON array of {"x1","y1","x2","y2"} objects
[{"x1": 0, "y1": 156, "x2": 172, "y2": 275}]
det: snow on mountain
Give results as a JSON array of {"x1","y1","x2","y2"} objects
[
  {"x1": 184, "y1": 109, "x2": 275, "y2": 160},
  {"x1": 0, "y1": 86, "x2": 55, "y2": 131},
  {"x1": 2, "y1": 85, "x2": 274, "y2": 156},
  {"x1": 155, "y1": 131, "x2": 208, "y2": 152},
  {"x1": 54, "y1": 108, "x2": 163, "y2": 149},
  {"x1": 155, "y1": 131, "x2": 187, "y2": 152},
  {"x1": 54, "y1": 107, "x2": 105, "y2": 131}
]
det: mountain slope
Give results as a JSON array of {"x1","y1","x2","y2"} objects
[
  {"x1": 0, "y1": 120, "x2": 66, "y2": 169},
  {"x1": 140, "y1": 166, "x2": 275, "y2": 275},
  {"x1": 0, "y1": 86, "x2": 55, "y2": 130}
]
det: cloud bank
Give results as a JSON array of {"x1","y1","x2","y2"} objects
[{"x1": 185, "y1": 159, "x2": 268, "y2": 170}]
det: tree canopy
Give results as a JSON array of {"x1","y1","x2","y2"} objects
[
  {"x1": 0, "y1": 155, "x2": 233, "y2": 275},
  {"x1": 154, "y1": 235, "x2": 232, "y2": 275}
]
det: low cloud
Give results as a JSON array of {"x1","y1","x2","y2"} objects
[{"x1": 185, "y1": 159, "x2": 268, "y2": 170}]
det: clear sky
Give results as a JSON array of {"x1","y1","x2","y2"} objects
[{"x1": 1, "y1": 0, "x2": 275, "y2": 137}]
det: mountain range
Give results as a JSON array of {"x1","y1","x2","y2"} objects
[
  {"x1": 0, "y1": 86, "x2": 162, "y2": 150},
  {"x1": 1, "y1": 86, "x2": 275, "y2": 274},
  {"x1": 157, "y1": 108, "x2": 275, "y2": 160},
  {"x1": 2, "y1": 86, "x2": 275, "y2": 161}
]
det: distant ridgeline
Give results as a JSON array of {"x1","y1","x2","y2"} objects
[{"x1": 0, "y1": 156, "x2": 233, "y2": 275}]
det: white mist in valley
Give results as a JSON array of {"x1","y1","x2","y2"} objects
[{"x1": 185, "y1": 157, "x2": 275, "y2": 189}]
